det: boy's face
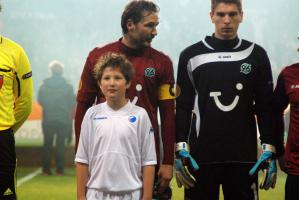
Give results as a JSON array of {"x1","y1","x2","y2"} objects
[
  {"x1": 126, "y1": 11, "x2": 159, "y2": 48},
  {"x1": 99, "y1": 67, "x2": 130, "y2": 102},
  {"x1": 210, "y1": 3, "x2": 243, "y2": 40}
]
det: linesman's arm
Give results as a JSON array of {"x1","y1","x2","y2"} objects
[{"x1": 12, "y1": 47, "x2": 33, "y2": 132}]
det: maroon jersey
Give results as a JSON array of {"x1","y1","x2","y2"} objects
[
  {"x1": 75, "y1": 39, "x2": 175, "y2": 165},
  {"x1": 274, "y1": 63, "x2": 299, "y2": 175}
]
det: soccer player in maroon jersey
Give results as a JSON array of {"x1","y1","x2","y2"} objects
[
  {"x1": 273, "y1": 34, "x2": 299, "y2": 200},
  {"x1": 75, "y1": 1, "x2": 175, "y2": 198}
]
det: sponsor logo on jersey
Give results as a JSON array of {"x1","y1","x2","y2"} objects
[
  {"x1": 240, "y1": 63, "x2": 252, "y2": 75},
  {"x1": 93, "y1": 116, "x2": 107, "y2": 120},
  {"x1": 129, "y1": 116, "x2": 137, "y2": 123},
  {"x1": 218, "y1": 55, "x2": 231, "y2": 59},
  {"x1": 144, "y1": 67, "x2": 155, "y2": 77},
  {"x1": 210, "y1": 83, "x2": 243, "y2": 112},
  {"x1": 0, "y1": 75, "x2": 3, "y2": 89},
  {"x1": 22, "y1": 71, "x2": 32, "y2": 79},
  {"x1": 291, "y1": 84, "x2": 299, "y2": 89}
]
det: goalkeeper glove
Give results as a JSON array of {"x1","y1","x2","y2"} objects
[
  {"x1": 249, "y1": 144, "x2": 277, "y2": 190},
  {"x1": 175, "y1": 142, "x2": 199, "y2": 189}
]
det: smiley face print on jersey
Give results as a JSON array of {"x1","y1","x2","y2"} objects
[{"x1": 210, "y1": 83, "x2": 243, "y2": 112}]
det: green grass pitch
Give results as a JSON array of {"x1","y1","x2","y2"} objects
[{"x1": 17, "y1": 167, "x2": 286, "y2": 200}]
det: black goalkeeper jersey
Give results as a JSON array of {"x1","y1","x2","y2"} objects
[{"x1": 176, "y1": 36, "x2": 275, "y2": 164}]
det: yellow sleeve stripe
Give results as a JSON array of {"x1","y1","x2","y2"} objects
[{"x1": 158, "y1": 84, "x2": 181, "y2": 100}]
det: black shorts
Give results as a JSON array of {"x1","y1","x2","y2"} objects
[
  {"x1": 0, "y1": 129, "x2": 17, "y2": 200},
  {"x1": 185, "y1": 163, "x2": 258, "y2": 200},
  {"x1": 285, "y1": 174, "x2": 299, "y2": 200}
]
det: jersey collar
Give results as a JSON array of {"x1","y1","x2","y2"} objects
[
  {"x1": 118, "y1": 38, "x2": 150, "y2": 57},
  {"x1": 205, "y1": 34, "x2": 240, "y2": 51}
]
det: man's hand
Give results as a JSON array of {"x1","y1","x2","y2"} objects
[
  {"x1": 249, "y1": 144, "x2": 277, "y2": 190},
  {"x1": 278, "y1": 155, "x2": 287, "y2": 174},
  {"x1": 153, "y1": 164, "x2": 173, "y2": 198},
  {"x1": 175, "y1": 142, "x2": 199, "y2": 189}
]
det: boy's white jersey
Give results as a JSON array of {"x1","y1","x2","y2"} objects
[{"x1": 75, "y1": 101, "x2": 157, "y2": 192}]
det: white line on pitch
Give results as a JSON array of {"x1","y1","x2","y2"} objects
[{"x1": 17, "y1": 168, "x2": 42, "y2": 187}]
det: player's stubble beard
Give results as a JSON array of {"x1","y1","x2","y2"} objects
[{"x1": 134, "y1": 34, "x2": 155, "y2": 49}]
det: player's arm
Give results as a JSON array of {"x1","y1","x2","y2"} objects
[
  {"x1": 273, "y1": 70, "x2": 289, "y2": 172},
  {"x1": 254, "y1": 47, "x2": 275, "y2": 151},
  {"x1": 76, "y1": 162, "x2": 88, "y2": 200},
  {"x1": 75, "y1": 56, "x2": 98, "y2": 150},
  {"x1": 75, "y1": 110, "x2": 91, "y2": 200},
  {"x1": 175, "y1": 50, "x2": 199, "y2": 188},
  {"x1": 142, "y1": 165, "x2": 155, "y2": 200},
  {"x1": 157, "y1": 56, "x2": 176, "y2": 165},
  {"x1": 158, "y1": 100, "x2": 175, "y2": 188},
  {"x1": 139, "y1": 110, "x2": 158, "y2": 198},
  {"x1": 156, "y1": 57, "x2": 175, "y2": 194},
  {"x1": 249, "y1": 47, "x2": 277, "y2": 190},
  {"x1": 273, "y1": 71, "x2": 288, "y2": 155},
  {"x1": 12, "y1": 47, "x2": 33, "y2": 132}
]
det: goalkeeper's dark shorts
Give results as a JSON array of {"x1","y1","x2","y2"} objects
[
  {"x1": 285, "y1": 174, "x2": 299, "y2": 200},
  {"x1": 184, "y1": 163, "x2": 258, "y2": 200},
  {"x1": 0, "y1": 128, "x2": 17, "y2": 200}
]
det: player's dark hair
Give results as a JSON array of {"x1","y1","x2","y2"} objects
[
  {"x1": 211, "y1": 0, "x2": 242, "y2": 12},
  {"x1": 94, "y1": 52, "x2": 135, "y2": 83},
  {"x1": 121, "y1": 0, "x2": 159, "y2": 34}
]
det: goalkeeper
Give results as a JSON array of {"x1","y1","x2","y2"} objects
[{"x1": 175, "y1": 0, "x2": 278, "y2": 199}]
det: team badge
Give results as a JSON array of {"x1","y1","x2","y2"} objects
[
  {"x1": 129, "y1": 116, "x2": 137, "y2": 123},
  {"x1": 0, "y1": 75, "x2": 3, "y2": 89},
  {"x1": 144, "y1": 67, "x2": 155, "y2": 77},
  {"x1": 240, "y1": 63, "x2": 252, "y2": 75}
]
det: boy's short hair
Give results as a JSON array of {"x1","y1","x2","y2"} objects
[
  {"x1": 121, "y1": 0, "x2": 159, "y2": 34},
  {"x1": 211, "y1": 0, "x2": 242, "y2": 12},
  {"x1": 94, "y1": 52, "x2": 135, "y2": 83}
]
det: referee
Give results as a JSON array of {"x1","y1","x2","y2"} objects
[{"x1": 0, "y1": 3, "x2": 33, "y2": 199}]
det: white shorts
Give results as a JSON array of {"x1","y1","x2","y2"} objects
[{"x1": 86, "y1": 188, "x2": 141, "y2": 200}]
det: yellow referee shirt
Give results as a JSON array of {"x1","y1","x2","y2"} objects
[{"x1": 0, "y1": 36, "x2": 33, "y2": 132}]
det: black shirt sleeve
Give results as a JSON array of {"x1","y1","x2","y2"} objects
[
  {"x1": 176, "y1": 49, "x2": 196, "y2": 143},
  {"x1": 253, "y1": 46, "x2": 275, "y2": 145}
]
